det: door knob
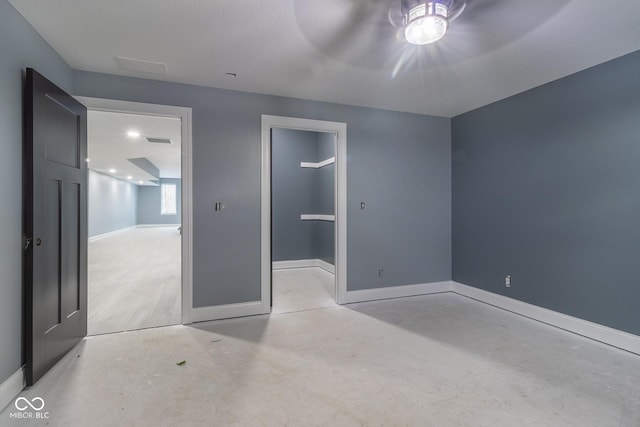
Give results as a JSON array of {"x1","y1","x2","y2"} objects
[{"x1": 35, "y1": 238, "x2": 42, "y2": 246}]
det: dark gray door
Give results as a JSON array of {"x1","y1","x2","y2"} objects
[{"x1": 24, "y1": 68, "x2": 88, "y2": 385}]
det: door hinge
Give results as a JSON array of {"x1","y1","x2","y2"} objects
[{"x1": 24, "y1": 237, "x2": 32, "y2": 251}]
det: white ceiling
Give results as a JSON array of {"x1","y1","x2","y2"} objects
[
  {"x1": 88, "y1": 111, "x2": 181, "y2": 185},
  {"x1": 9, "y1": 0, "x2": 640, "y2": 117}
]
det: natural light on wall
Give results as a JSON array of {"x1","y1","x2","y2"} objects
[{"x1": 161, "y1": 183, "x2": 177, "y2": 215}]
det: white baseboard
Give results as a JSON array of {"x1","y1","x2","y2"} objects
[
  {"x1": 451, "y1": 281, "x2": 640, "y2": 356},
  {"x1": 315, "y1": 259, "x2": 335, "y2": 274},
  {"x1": 345, "y1": 281, "x2": 451, "y2": 304},
  {"x1": 89, "y1": 226, "x2": 136, "y2": 241},
  {"x1": 187, "y1": 277, "x2": 640, "y2": 355},
  {"x1": 136, "y1": 224, "x2": 181, "y2": 228},
  {"x1": 272, "y1": 259, "x2": 335, "y2": 274},
  {"x1": 272, "y1": 259, "x2": 317, "y2": 270},
  {"x1": 188, "y1": 301, "x2": 263, "y2": 323},
  {"x1": 0, "y1": 367, "x2": 25, "y2": 412}
]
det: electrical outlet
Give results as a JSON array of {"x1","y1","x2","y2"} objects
[
  {"x1": 360, "y1": 202, "x2": 366, "y2": 210},
  {"x1": 378, "y1": 269, "x2": 384, "y2": 278},
  {"x1": 505, "y1": 275, "x2": 511, "y2": 288}
]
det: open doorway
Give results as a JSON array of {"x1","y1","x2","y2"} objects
[
  {"x1": 270, "y1": 128, "x2": 336, "y2": 313},
  {"x1": 85, "y1": 109, "x2": 183, "y2": 335},
  {"x1": 261, "y1": 115, "x2": 347, "y2": 313}
]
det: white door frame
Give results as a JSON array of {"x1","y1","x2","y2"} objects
[
  {"x1": 261, "y1": 115, "x2": 347, "y2": 312},
  {"x1": 75, "y1": 96, "x2": 194, "y2": 324}
]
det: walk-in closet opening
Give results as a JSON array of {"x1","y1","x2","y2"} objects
[
  {"x1": 261, "y1": 115, "x2": 347, "y2": 312},
  {"x1": 270, "y1": 128, "x2": 337, "y2": 313}
]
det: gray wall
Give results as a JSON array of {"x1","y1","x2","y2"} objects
[
  {"x1": 452, "y1": 49, "x2": 640, "y2": 336},
  {"x1": 73, "y1": 70, "x2": 452, "y2": 306},
  {"x1": 137, "y1": 178, "x2": 182, "y2": 225},
  {"x1": 316, "y1": 132, "x2": 335, "y2": 264},
  {"x1": 0, "y1": 0, "x2": 74, "y2": 387},
  {"x1": 271, "y1": 129, "x2": 335, "y2": 263},
  {"x1": 272, "y1": 129, "x2": 320, "y2": 261},
  {"x1": 88, "y1": 170, "x2": 138, "y2": 237}
]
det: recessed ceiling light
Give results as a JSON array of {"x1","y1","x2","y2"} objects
[
  {"x1": 127, "y1": 130, "x2": 140, "y2": 138},
  {"x1": 138, "y1": 181, "x2": 144, "y2": 184},
  {"x1": 109, "y1": 168, "x2": 117, "y2": 173},
  {"x1": 126, "y1": 176, "x2": 133, "y2": 180}
]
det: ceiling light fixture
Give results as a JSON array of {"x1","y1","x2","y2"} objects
[
  {"x1": 402, "y1": 0, "x2": 449, "y2": 45},
  {"x1": 138, "y1": 181, "x2": 144, "y2": 184},
  {"x1": 109, "y1": 168, "x2": 117, "y2": 173},
  {"x1": 127, "y1": 130, "x2": 141, "y2": 138},
  {"x1": 126, "y1": 176, "x2": 133, "y2": 180}
]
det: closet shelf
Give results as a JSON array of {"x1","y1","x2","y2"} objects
[
  {"x1": 300, "y1": 157, "x2": 335, "y2": 169},
  {"x1": 300, "y1": 214, "x2": 335, "y2": 222}
]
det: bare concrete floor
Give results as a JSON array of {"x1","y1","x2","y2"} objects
[
  {"x1": 4, "y1": 273, "x2": 640, "y2": 426},
  {"x1": 88, "y1": 227, "x2": 181, "y2": 335},
  {"x1": 271, "y1": 267, "x2": 336, "y2": 314}
]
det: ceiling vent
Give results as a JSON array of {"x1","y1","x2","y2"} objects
[
  {"x1": 146, "y1": 137, "x2": 172, "y2": 144},
  {"x1": 115, "y1": 56, "x2": 168, "y2": 75}
]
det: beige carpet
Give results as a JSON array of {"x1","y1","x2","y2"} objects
[{"x1": 88, "y1": 227, "x2": 181, "y2": 335}]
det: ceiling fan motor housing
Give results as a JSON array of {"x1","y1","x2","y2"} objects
[
  {"x1": 401, "y1": 0, "x2": 451, "y2": 23},
  {"x1": 402, "y1": 0, "x2": 452, "y2": 45}
]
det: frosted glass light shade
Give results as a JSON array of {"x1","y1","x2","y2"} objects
[{"x1": 405, "y1": 15, "x2": 448, "y2": 45}]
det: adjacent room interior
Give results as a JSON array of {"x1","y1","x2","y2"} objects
[{"x1": 87, "y1": 111, "x2": 182, "y2": 335}]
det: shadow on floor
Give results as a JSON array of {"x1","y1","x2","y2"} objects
[{"x1": 345, "y1": 293, "x2": 640, "y2": 403}]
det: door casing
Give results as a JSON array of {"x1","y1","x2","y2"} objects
[
  {"x1": 75, "y1": 97, "x2": 194, "y2": 324},
  {"x1": 261, "y1": 115, "x2": 348, "y2": 311}
]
